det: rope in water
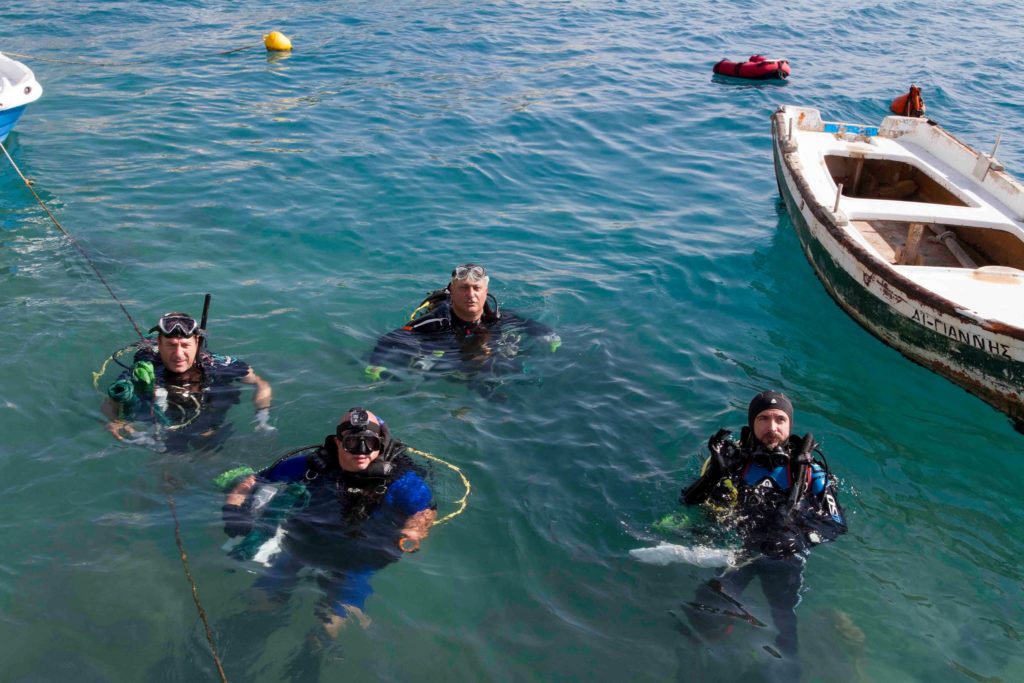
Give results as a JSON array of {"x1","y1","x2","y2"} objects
[
  {"x1": 0, "y1": 139, "x2": 227, "y2": 679},
  {"x1": 91, "y1": 344, "x2": 136, "y2": 390},
  {"x1": 0, "y1": 139, "x2": 145, "y2": 339},
  {"x1": 2, "y1": 44, "x2": 260, "y2": 67},
  {"x1": 168, "y1": 495, "x2": 229, "y2": 683},
  {"x1": 407, "y1": 446, "x2": 471, "y2": 526}
]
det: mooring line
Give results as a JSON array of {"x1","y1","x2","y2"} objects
[
  {"x1": 168, "y1": 495, "x2": 229, "y2": 683},
  {"x1": 2, "y1": 44, "x2": 260, "y2": 67},
  {"x1": 1, "y1": 139, "x2": 228, "y2": 678},
  {"x1": 0, "y1": 139, "x2": 145, "y2": 339}
]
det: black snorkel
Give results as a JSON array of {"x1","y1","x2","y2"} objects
[
  {"x1": 785, "y1": 433, "x2": 816, "y2": 520},
  {"x1": 198, "y1": 293, "x2": 212, "y2": 352}
]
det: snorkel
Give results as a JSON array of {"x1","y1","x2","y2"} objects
[{"x1": 198, "y1": 293, "x2": 212, "y2": 352}]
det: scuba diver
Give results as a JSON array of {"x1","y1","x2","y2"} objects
[
  {"x1": 101, "y1": 300, "x2": 274, "y2": 453},
  {"x1": 220, "y1": 407, "x2": 435, "y2": 638},
  {"x1": 679, "y1": 391, "x2": 847, "y2": 674},
  {"x1": 365, "y1": 263, "x2": 561, "y2": 386}
]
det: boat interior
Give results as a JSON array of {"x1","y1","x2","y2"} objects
[{"x1": 824, "y1": 155, "x2": 1024, "y2": 269}]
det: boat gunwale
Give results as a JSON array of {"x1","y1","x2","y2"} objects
[{"x1": 771, "y1": 107, "x2": 1024, "y2": 344}]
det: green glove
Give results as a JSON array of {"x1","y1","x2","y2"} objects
[
  {"x1": 652, "y1": 509, "x2": 700, "y2": 535},
  {"x1": 542, "y1": 333, "x2": 561, "y2": 353},
  {"x1": 364, "y1": 365, "x2": 386, "y2": 382},
  {"x1": 212, "y1": 466, "x2": 256, "y2": 492},
  {"x1": 133, "y1": 361, "x2": 155, "y2": 392}
]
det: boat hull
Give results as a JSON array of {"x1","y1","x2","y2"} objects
[
  {"x1": 771, "y1": 112, "x2": 1024, "y2": 425},
  {"x1": 0, "y1": 104, "x2": 27, "y2": 143}
]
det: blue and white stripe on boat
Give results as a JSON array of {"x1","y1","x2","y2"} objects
[
  {"x1": 823, "y1": 122, "x2": 879, "y2": 137},
  {"x1": 0, "y1": 52, "x2": 43, "y2": 143}
]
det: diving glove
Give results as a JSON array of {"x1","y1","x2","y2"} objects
[
  {"x1": 253, "y1": 407, "x2": 277, "y2": 435},
  {"x1": 132, "y1": 361, "x2": 155, "y2": 391},
  {"x1": 707, "y1": 428, "x2": 737, "y2": 471},
  {"x1": 364, "y1": 365, "x2": 386, "y2": 382},
  {"x1": 540, "y1": 333, "x2": 561, "y2": 353}
]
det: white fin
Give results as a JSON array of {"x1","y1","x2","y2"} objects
[
  {"x1": 251, "y1": 527, "x2": 287, "y2": 567},
  {"x1": 629, "y1": 542, "x2": 736, "y2": 568}
]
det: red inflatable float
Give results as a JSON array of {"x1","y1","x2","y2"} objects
[{"x1": 713, "y1": 55, "x2": 790, "y2": 81}]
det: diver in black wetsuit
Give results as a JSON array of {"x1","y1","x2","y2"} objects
[
  {"x1": 101, "y1": 309, "x2": 274, "y2": 452},
  {"x1": 679, "y1": 391, "x2": 847, "y2": 673},
  {"x1": 365, "y1": 263, "x2": 560, "y2": 384}
]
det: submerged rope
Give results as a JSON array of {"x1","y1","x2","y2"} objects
[
  {"x1": 168, "y1": 495, "x2": 229, "y2": 683},
  {"x1": 1, "y1": 140, "x2": 227, "y2": 677},
  {"x1": 2, "y1": 44, "x2": 260, "y2": 67},
  {"x1": 0, "y1": 139, "x2": 144, "y2": 339},
  {"x1": 407, "y1": 446, "x2": 471, "y2": 526}
]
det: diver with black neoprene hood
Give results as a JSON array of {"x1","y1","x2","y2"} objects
[{"x1": 679, "y1": 390, "x2": 848, "y2": 675}]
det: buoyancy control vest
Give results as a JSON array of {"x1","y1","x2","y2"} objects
[
  {"x1": 304, "y1": 432, "x2": 420, "y2": 523},
  {"x1": 404, "y1": 287, "x2": 501, "y2": 333}
]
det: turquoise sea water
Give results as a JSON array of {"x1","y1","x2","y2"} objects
[{"x1": 2, "y1": 1, "x2": 1023, "y2": 681}]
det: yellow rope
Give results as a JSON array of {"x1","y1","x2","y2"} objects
[
  {"x1": 91, "y1": 344, "x2": 137, "y2": 391},
  {"x1": 406, "y1": 446, "x2": 471, "y2": 526}
]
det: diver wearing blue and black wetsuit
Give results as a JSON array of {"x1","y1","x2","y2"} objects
[
  {"x1": 222, "y1": 407, "x2": 435, "y2": 637},
  {"x1": 680, "y1": 391, "x2": 847, "y2": 670}
]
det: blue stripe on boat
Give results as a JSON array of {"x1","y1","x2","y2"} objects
[
  {"x1": 823, "y1": 122, "x2": 878, "y2": 136},
  {"x1": 0, "y1": 105, "x2": 27, "y2": 143}
]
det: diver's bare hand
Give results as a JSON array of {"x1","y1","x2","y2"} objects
[{"x1": 106, "y1": 420, "x2": 134, "y2": 441}]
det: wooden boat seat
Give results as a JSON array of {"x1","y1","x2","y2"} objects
[{"x1": 852, "y1": 220, "x2": 971, "y2": 268}]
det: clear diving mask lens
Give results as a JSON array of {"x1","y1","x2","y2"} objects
[
  {"x1": 150, "y1": 313, "x2": 199, "y2": 338},
  {"x1": 451, "y1": 264, "x2": 487, "y2": 282}
]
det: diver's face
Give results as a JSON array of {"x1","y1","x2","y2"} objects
[
  {"x1": 753, "y1": 409, "x2": 791, "y2": 449},
  {"x1": 335, "y1": 435, "x2": 381, "y2": 473},
  {"x1": 450, "y1": 278, "x2": 488, "y2": 322},
  {"x1": 158, "y1": 335, "x2": 199, "y2": 374}
]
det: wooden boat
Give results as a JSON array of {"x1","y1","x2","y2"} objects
[{"x1": 771, "y1": 105, "x2": 1024, "y2": 426}]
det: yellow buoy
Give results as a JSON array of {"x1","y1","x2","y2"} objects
[{"x1": 264, "y1": 31, "x2": 292, "y2": 52}]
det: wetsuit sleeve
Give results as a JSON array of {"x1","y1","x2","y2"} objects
[
  {"x1": 209, "y1": 354, "x2": 251, "y2": 381},
  {"x1": 385, "y1": 471, "x2": 435, "y2": 517},
  {"x1": 681, "y1": 458, "x2": 724, "y2": 505},
  {"x1": 369, "y1": 327, "x2": 424, "y2": 368},
  {"x1": 257, "y1": 454, "x2": 308, "y2": 484},
  {"x1": 501, "y1": 310, "x2": 555, "y2": 338}
]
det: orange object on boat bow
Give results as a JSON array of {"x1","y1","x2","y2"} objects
[{"x1": 891, "y1": 85, "x2": 926, "y2": 117}]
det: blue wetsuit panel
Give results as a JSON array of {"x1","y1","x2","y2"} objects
[
  {"x1": 259, "y1": 454, "x2": 309, "y2": 483},
  {"x1": 742, "y1": 462, "x2": 827, "y2": 496},
  {"x1": 742, "y1": 463, "x2": 792, "y2": 491},
  {"x1": 810, "y1": 464, "x2": 826, "y2": 496},
  {"x1": 385, "y1": 471, "x2": 434, "y2": 515}
]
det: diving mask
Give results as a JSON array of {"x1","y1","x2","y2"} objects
[
  {"x1": 150, "y1": 313, "x2": 199, "y2": 338},
  {"x1": 451, "y1": 264, "x2": 487, "y2": 282},
  {"x1": 336, "y1": 408, "x2": 383, "y2": 455}
]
